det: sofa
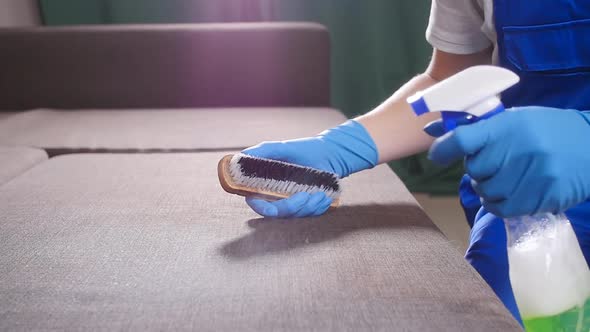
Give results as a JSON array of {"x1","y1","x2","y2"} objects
[{"x1": 0, "y1": 23, "x2": 521, "y2": 331}]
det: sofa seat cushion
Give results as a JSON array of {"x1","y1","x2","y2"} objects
[
  {"x1": 0, "y1": 146, "x2": 47, "y2": 185},
  {"x1": 0, "y1": 108, "x2": 346, "y2": 155},
  {"x1": 0, "y1": 153, "x2": 520, "y2": 331}
]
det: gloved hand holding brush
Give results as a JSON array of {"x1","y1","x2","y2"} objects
[{"x1": 242, "y1": 120, "x2": 379, "y2": 218}]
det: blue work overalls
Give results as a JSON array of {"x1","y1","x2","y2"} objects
[{"x1": 459, "y1": 0, "x2": 590, "y2": 323}]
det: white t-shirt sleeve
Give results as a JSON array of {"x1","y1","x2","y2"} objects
[{"x1": 426, "y1": 0, "x2": 492, "y2": 54}]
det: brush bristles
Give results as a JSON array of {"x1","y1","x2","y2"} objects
[{"x1": 228, "y1": 154, "x2": 341, "y2": 200}]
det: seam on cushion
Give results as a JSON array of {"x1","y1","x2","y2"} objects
[
  {"x1": 44, "y1": 147, "x2": 244, "y2": 158},
  {"x1": 0, "y1": 156, "x2": 49, "y2": 187}
]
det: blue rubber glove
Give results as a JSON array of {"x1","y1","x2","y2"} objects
[
  {"x1": 428, "y1": 107, "x2": 590, "y2": 217},
  {"x1": 243, "y1": 120, "x2": 379, "y2": 218}
]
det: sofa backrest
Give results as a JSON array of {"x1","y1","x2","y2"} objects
[{"x1": 0, "y1": 22, "x2": 330, "y2": 110}]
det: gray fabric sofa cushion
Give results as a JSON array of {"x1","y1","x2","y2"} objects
[
  {"x1": 0, "y1": 108, "x2": 346, "y2": 154},
  {"x1": 0, "y1": 153, "x2": 520, "y2": 331},
  {"x1": 0, "y1": 23, "x2": 330, "y2": 110},
  {"x1": 0, "y1": 146, "x2": 47, "y2": 185},
  {"x1": 0, "y1": 112, "x2": 14, "y2": 121}
]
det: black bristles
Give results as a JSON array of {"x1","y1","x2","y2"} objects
[{"x1": 236, "y1": 155, "x2": 340, "y2": 192}]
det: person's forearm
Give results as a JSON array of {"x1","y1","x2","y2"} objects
[
  {"x1": 356, "y1": 48, "x2": 493, "y2": 164},
  {"x1": 356, "y1": 73, "x2": 440, "y2": 164}
]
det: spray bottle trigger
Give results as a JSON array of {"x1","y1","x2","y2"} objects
[
  {"x1": 424, "y1": 111, "x2": 477, "y2": 137},
  {"x1": 423, "y1": 112, "x2": 476, "y2": 137},
  {"x1": 425, "y1": 103, "x2": 507, "y2": 137}
]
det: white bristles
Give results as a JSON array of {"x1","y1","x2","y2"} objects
[{"x1": 228, "y1": 154, "x2": 341, "y2": 200}]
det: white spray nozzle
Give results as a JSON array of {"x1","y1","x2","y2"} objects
[{"x1": 407, "y1": 65, "x2": 520, "y2": 117}]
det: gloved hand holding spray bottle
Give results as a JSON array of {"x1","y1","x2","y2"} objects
[{"x1": 407, "y1": 66, "x2": 590, "y2": 331}]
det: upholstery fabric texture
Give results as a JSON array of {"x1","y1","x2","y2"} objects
[
  {"x1": 0, "y1": 146, "x2": 47, "y2": 185},
  {"x1": 0, "y1": 23, "x2": 330, "y2": 110},
  {"x1": 0, "y1": 108, "x2": 346, "y2": 154},
  {"x1": 0, "y1": 153, "x2": 521, "y2": 331}
]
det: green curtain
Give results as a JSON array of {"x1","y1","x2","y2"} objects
[{"x1": 39, "y1": 0, "x2": 463, "y2": 194}]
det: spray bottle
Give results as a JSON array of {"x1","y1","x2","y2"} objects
[{"x1": 407, "y1": 65, "x2": 590, "y2": 331}]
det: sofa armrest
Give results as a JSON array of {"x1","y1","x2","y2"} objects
[{"x1": 0, "y1": 22, "x2": 330, "y2": 110}]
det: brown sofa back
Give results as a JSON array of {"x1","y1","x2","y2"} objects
[{"x1": 0, "y1": 23, "x2": 330, "y2": 110}]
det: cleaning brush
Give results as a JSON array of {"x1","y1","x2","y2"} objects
[{"x1": 218, "y1": 153, "x2": 341, "y2": 206}]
